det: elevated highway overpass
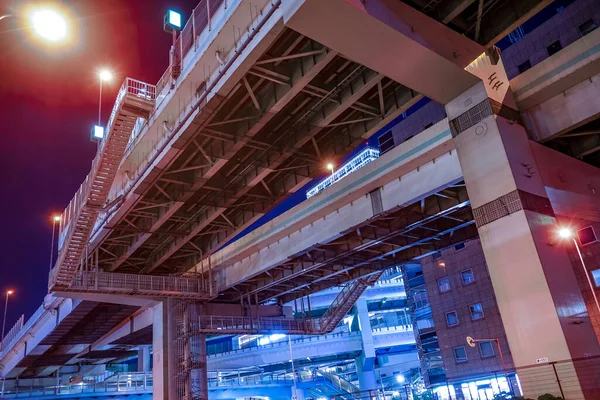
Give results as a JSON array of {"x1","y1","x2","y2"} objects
[{"x1": 7, "y1": 0, "x2": 600, "y2": 399}]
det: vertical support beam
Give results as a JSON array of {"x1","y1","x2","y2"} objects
[
  {"x1": 355, "y1": 298, "x2": 377, "y2": 392},
  {"x1": 187, "y1": 303, "x2": 208, "y2": 400},
  {"x1": 447, "y1": 54, "x2": 600, "y2": 399},
  {"x1": 152, "y1": 301, "x2": 171, "y2": 400},
  {"x1": 138, "y1": 346, "x2": 151, "y2": 373}
]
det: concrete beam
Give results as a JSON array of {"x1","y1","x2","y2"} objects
[
  {"x1": 281, "y1": 0, "x2": 482, "y2": 103},
  {"x1": 206, "y1": 122, "x2": 460, "y2": 291}
]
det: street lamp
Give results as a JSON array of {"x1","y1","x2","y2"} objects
[
  {"x1": 1, "y1": 7, "x2": 68, "y2": 43},
  {"x1": 49, "y1": 215, "x2": 61, "y2": 272},
  {"x1": 326, "y1": 163, "x2": 335, "y2": 182},
  {"x1": 29, "y1": 8, "x2": 67, "y2": 42},
  {"x1": 557, "y1": 227, "x2": 600, "y2": 315},
  {"x1": 1, "y1": 290, "x2": 14, "y2": 343},
  {"x1": 97, "y1": 69, "x2": 113, "y2": 125}
]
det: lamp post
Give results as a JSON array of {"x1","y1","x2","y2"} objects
[
  {"x1": 326, "y1": 163, "x2": 335, "y2": 183},
  {"x1": 558, "y1": 227, "x2": 600, "y2": 315},
  {"x1": 1, "y1": 290, "x2": 14, "y2": 343},
  {"x1": 97, "y1": 69, "x2": 113, "y2": 125},
  {"x1": 1, "y1": 8, "x2": 68, "y2": 42},
  {"x1": 49, "y1": 215, "x2": 61, "y2": 272}
]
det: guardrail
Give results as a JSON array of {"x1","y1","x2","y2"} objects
[
  {"x1": 156, "y1": 0, "x2": 227, "y2": 97},
  {"x1": 0, "y1": 372, "x2": 152, "y2": 398},
  {"x1": 65, "y1": 270, "x2": 213, "y2": 300},
  {"x1": 0, "y1": 304, "x2": 45, "y2": 359},
  {"x1": 207, "y1": 331, "x2": 360, "y2": 358}
]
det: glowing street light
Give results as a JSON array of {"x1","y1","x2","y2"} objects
[
  {"x1": 29, "y1": 8, "x2": 67, "y2": 42},
  {"x1": 557, "y1": 227, "x2": 600, "y2": 314},
  {"x1": 49, "y1": 214, "x2": 61, "y2": 272},
  {"x1": 1, "y1": 7, "x2": 68, "y2": 44},
  {"x1": 97, "y1": 68, "x2": 113, "y2": 126},
  {"x1": 326, "y1": 162, "x2": 335, "y2": 183},
  {"x1": 1, "y1": 290, "x2": 14, "y2": 344}
]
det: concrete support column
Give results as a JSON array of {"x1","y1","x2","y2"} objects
[
  {"x1": 152, "y1": 300, "x2": 175, "y2": 400},
  {"x1": 293, "y1": 387, "x2": 305, "y2": 400},
  {"x1": 447, "y1": 54, "x2": 600, "y2": 399},
  {"x1": 138, "y1": 346, "x2": 151, "y2": 373},
  {"x1": 355, "y1": 298, "x2": 378, "y2": 392},
  {"x1": 186, "y1": 302, "x2": 208, "y2": 400}
]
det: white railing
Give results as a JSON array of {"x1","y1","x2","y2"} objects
[
  {"x1": 0, "y1": 315, "x2": 23, "y2": 352},
  {"x1": 208, "y1": 331, "x2": 360, "y2": 358},
  {"x1": 68, "y1": 270, "x2": 212, "y2": 299},
  {"x1": 0, "y1": 304, "x2": 45, "y2": 358},
  {"x1": 0, "y1": 372, "x2": 152, "y2": 398}
]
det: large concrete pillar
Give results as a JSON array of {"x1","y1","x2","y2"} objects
[
  {"x1": 355, "y1": 298, "x2": 378, "y2": 392},
  {"x1": 186, "y1": 302, "x2": 208, "y2": 400},
  {"x1": 152, "y1": 301, "x2": 173, "y2": 400},
  {"x1": 447, "y1": 53, "x2": 600, "y2": 399},
  {"x1": 138, "y1": 346, "x2": 151, "y2": 373}
]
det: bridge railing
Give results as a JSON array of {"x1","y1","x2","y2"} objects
[
  {"x1": 64, "y1": 270, "x2": 213, "y2": 300},
  {"x1": 0, "y1": 304, "x2": 45, "y2": 359},
  {"x1": 0, "y1": 315, "x2": 23, "y2": 352},
  {"x1": 156, "y1": 0, "x2": 227, "y2": 98},
  {"x1": 0, "y1": 372, "x2": 152, "y2": 398},
  {"x1": 187, "y1": 315, "x2": 320, "y2": 335}
]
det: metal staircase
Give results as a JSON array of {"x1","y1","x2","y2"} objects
[
  {"x1": 319, "y1": 272, "x2": 384, "y2": 333},
  {"x1": 49, "y1": 78, "x2": 156, "y2": 291}
]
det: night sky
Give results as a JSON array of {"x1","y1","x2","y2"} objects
[{"x1": 0, "y1": 0, "x2": 198, "y2": 327}]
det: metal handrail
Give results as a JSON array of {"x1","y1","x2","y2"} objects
[
  {"x1": 0, "y1": 372, "x2": 152, "y2": 398},
  {"x1": 68, "y1": 270, "x2": 212, "y2": 298}
]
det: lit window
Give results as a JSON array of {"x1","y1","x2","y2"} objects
[
  {"x1": 438, "y1": 277, "x2": 450, "y2": 293},
  {"x1": 446, "y1": 311, "x2": 459, "y2": 327},
  {"x1": 479, "y1": 341, "x2": 495, "y2": 358},
  {"x1": 579, "y1": 19, "x2": 597, "y2": 36},
  {"x1": 592, "y1": 270, "x2": 600, "y2": 287},
  {"x1": 461, "y1": 269, "x2": 475, "y2": 285},
  {"x1": 453, "y1": 346, "x2": 467, "y2": 362},
  {"x1": 470, "y1": 303, "x2": 484, "y2": 320}
]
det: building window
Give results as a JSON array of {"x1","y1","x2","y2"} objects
[
  {"x1": 454, "y1": 346, "x2": 468, "y2": 363},
  {"x1": 454, "y1": 243, "x2": 466, "y2": 251},
  {"x1": 479, "y1": 341, "x2": 495, "y2": 358},
  {"x1": 578, "y1": 226, "x2": 597, "y2": 246},
  {"x1": 438, "y1": 277, "x2": 450, "y2": 293},
  {"x1": 461, "y1": 269, "x2": 475, "y2": 285},
  {"x1": 470, "y1": 303, "x2": 484, "y2": 320},
  {"x1": 518, "y1": 60, "x2": 532, "y2": 74},
  {"x1": 446, "y1": 311, "x2": 459, "y2": 327},
  {"x1": 579, "y1": 19, "x2": 597, "y2": 37},
  {"x1": 592, "y1": 270, "x2": 600, "y2": 287},
  {"x1": 547, "y1": 40, "x2": 562, "y2": 56}
]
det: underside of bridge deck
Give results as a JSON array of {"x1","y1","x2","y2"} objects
[
  {"x1": 94, "y1": 27, "x2": 419, "y2": 279},
  {"x1": 218, "y1": 183, "x2": 476, "y2": 306}
]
